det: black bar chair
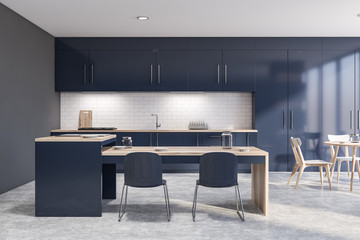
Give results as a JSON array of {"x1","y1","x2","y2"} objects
[
  {"x1": 192, "y1": 152, "x2": 245, "y2": 221},
  {"x1": 118, "y1": 152, "x2": 170, "y2": 222}
]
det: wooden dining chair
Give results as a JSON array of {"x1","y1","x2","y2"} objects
[
  {"x1": 288, "y1": 137, "x2": 332, "y2": 189},
  {"x1": 328, "y1": 134, "x2": 360, "y2": 182}
]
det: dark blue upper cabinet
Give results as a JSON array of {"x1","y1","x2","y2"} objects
[
  {"x1": 156, "y1": 50, "x2": 222, "y2": 91},
  {"x1": 55, "y1": 50, "x2": 89, "y2": 91},
  {"x1": 222, "y1": 50, "x2": 256, "y2": 92},
  {"x1": 255, "y1": 50, "x2": 288, "y2": 171},
  {"x1": 89, "y1": 50, "x2": 156, "y2": 91}
]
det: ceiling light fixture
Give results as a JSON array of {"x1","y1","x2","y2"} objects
[{"x1": 137, "y1": 16, "x2": 149, "y2": 20}]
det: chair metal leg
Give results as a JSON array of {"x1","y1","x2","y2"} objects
[
  {"x1": 118, "y1": 185, "x2": 128, "y2": 222},
  {"x1": 163, "y1": 183, "x2": 171, "y2": 222},
  {"x1": 235, "y1": 185, "x2": 245, "y2": 221},
  {"x1": 192, "y1": 184, "x2": 199, "y2": 222},
  {"x1": 165, "y1": 183, "x2": 171, "y2": 215}
]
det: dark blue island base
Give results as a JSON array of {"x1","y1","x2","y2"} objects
[{"x1": 35, "y1": 135, "x2": 116, "y2": 217}]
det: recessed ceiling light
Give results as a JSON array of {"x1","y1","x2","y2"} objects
[{"x1": 137, "y1": 16, "x2": 149, "y2": 20}]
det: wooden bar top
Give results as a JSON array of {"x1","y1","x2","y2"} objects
[
  {"x1": 102, "y1": 146, "x2": 268, "y2": 157},
  {"x1": 51, "y1": 129, "x2": 258, "y2": 133},
  {"x1": 35, "y1": 134, "x2": 117, "y2": 142}
]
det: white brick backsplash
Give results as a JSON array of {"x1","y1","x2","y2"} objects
[{"x1": 60, "y1": 92, "x2": 253, "y2": 130}]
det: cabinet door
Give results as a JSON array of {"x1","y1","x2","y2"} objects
[
  {"x1": 322, "y1": 50, "x2": 356, "y2": 165},
  {"x1": 116, "y1": 133, "x2": 151, "y2": 146},
  {"x1": 255, "y1": 50, "x2": 288, "y2": 171},
  {"x1": 156, "y1": 50, "x2": 222, "y2": 91},
  {"x1": 89, "y1": 50, "x2": 155, "y2": 91},
  {"x1": 223, "y1": 50, "x2": 256, "y2": 91},
  {"x1": 199, "y1": 133, "x2": 222, "y2": 146},
  {"x1": 157, "y1": 133, "x2": 197, "y2": 146},
  {"x1": 55, "y1": 50, "x2": 89, "y2": 91},
  {"x1": 288, "y1": 50, "x2": 323, "y2": 167}
]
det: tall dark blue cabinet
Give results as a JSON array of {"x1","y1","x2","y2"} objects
[
  {"x1": 255, "y1": 50, "x2": 288, "y2": 171},
  {"x1": 288, "y1": 50, "x2": 323, "y2": 169}
]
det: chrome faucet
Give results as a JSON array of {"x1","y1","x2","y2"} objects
[{"x1": 151, "y1": 114, "x2": 161, "y2": 129}]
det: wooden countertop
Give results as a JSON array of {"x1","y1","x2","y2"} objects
[
  {"x1": 35, "y1": 134, "x2": 117, "y2": 142},
  {"x1": 102, "y1": 146, "x2": 267, "y2": 156},
  {"x1": 51, "y1": 129, "x2": 258, "y2": 133}
]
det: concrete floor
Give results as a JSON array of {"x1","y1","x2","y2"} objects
[{"x1": 1, "y1": 172, "x2": 360, "y2": 240}]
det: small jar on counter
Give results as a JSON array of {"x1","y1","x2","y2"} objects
[{"x1": 122, "y1": 136, "x2": 133, "y2": 148}]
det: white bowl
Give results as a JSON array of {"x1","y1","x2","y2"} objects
[
  {"x1": 238, "y1": 147, "x2": 251, "y2": 152},
  {"x1": 113, "y1": 146, "x2": 126, "y2": 150},
  {"x1": 155, "y1": 147, "x2": 168, "y2": 151}
]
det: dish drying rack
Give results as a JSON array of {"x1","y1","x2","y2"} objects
[{"x1": 188, "y1": 120, "x2": 208, "y2": 130}]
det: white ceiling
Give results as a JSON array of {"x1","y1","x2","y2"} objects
[{"x1": 1, "y1": 0, "x2": 360, "y2": 37}]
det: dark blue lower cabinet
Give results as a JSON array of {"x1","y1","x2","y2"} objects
[
  {"x1": 233, "y1": 132, "x2": 257, "y2": 146},
  {"x1": 157, "y1": 133, "x2": 197, "y2": 146},
  {"x1": 198, "y1": 132, "x2": 222, "y2": 146},
  {"x1": 116, "y1": 132, "x2": 151, "y2": 146}
]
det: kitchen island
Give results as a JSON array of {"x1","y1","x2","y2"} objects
[
  {"x1": 35, "y1": 136, "x2": 268, "y2": 217},
  {"x1": 35, "y1": 134, "x2": 116, "y2": 217}
]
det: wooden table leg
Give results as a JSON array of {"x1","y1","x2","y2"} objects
[
  {"x1": 350, "y1": 146, "x2": 356, "y2": 192},
  {"x1": 251, "y1": 153, "x2": 269, "y2": 216},
  {"x1": 330, "y1": 146, "x2": 339, "y2": 179}
]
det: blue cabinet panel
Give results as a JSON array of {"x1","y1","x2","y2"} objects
[
  {"x1": 199, "y1": 132, "x2": 222, "y2": 146},
  {"x1": 255, "y1": 50, "x2": 288, "y2": 171},
  {"x1": 157, "y1": 133, "x2": 198, "y2": 146},
  {"x1": 55, "y1": 50, "x2": 89, "y2": 91},
  {"x1": 156, "y1": 50, "x2": 222, "y2": 91},
  {"x1": 222, "y1": 50, "x2": 256, "y2": 92},
  {"x1": 115, "y1": 133, "x2": 151, "y2": 146},
  {"x1": 288, "y1": 50, "x2": 323, "y2": 169},
  {"x1": 89, "y1": 50, "x2": 156, "y2": 91}
]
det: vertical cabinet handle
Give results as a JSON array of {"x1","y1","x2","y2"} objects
[
  {"x1": 290, "y1": 110, "x2": 294, "y2": 130},
  {"x1": 150, "y1": 65, "x2": 153, "y2": 84},
  {"x1": 358, "y1": 111, "x2": 359, "y2": 129},
  {"x1": 283, "y1": 110, "x2": 286, "y2": 129},
  {"x1": 157, "y1": 65, "x2": 161, "y2": 84},
  {"x1": 350, "y1": 110, "x2": 353, "y2": 129},
  {"x1": 91, "y1": 65, "x2": 94, "y2": 84},
  {"x1": 224, "y1": 64, "x2": 228, "y2": 84},
  {"x1": 217, "y1": 65, "x2": 220, "y2": 84},
  {"x1": 83, "y1": 65, "x2": 87, "y2": 84}
]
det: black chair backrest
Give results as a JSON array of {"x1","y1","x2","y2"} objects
[
  {"x1": 124, "y1": 152, "x2": 163, "y2": 187},
  {"x1": 199, "y1": 152, "x2": 238, "y2": 187}
]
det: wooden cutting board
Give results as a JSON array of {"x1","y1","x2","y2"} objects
[{"x1": 79, "y1": 110, "x2": 92, "y2": 128}]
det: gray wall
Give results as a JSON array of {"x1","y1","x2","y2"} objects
[{"x1": 0, "y1": 4, "x2": 60, "y2": 194}]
